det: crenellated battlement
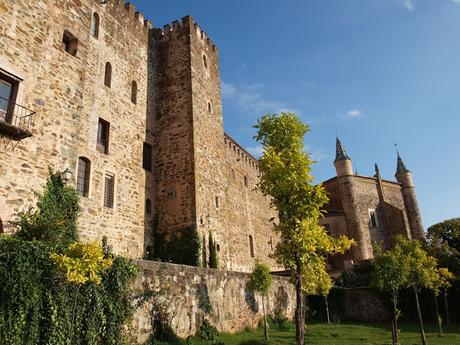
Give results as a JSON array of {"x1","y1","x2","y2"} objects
[
  {"x1": 153, "y1": 16, "x2": 218, "y2": 52},
  {"x1": 98, "y1": 0, "x2": 152, "y2": 35},
  {"x1": 224, "y1": 133, "x2": 260, "y2": 172}
]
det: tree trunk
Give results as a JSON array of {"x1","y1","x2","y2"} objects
[
  {"x1": 262, "y1": 295, "x2": 269, "y2": 341},
  {"x1": 69, "y1": 285, "x2": 81, "y2": 345},
  {"x1": 413, "y1": 287, "x2": 427, "y2": 345},
  {"x1": 392, "y1": 292, "x2": 399, "y2": 345},
  {"x1": 324, "y1": 295, "x2": 330, "y2": 325},
  {"x1": 434, "y1": 294, "x2": 443, "y2": 337},
  {"x1": 294, "y1": 257, "x2": 305, "y2": 345},
  {"x1": 443, "y1": 289, "x2": 451, "y2": 325}
]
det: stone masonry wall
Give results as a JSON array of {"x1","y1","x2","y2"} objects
[
  {"x1": 0, "y1": 0, "x2": 153, "y2": 257},
  {"x1": 129, "y1": 260, "x2": 295, "y2": 342}
]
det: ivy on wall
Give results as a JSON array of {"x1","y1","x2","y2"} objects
[{"x1": 150, "y1": 225, "x2": 201, "y2": 267}]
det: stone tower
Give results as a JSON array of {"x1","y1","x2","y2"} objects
[
  {"x1": 152, "y1": 16, "x2": 226, "y2": 251},
  {"x1": 395, "y1": 152, "x2": 425, "y2": 240},
  {"x1": 334, "y1": 138, "x2": 372, "y2": 261}
]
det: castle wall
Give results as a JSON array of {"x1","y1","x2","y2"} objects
[
  {"x1": 129, "y1": 260, "x2": 295, "y2": 341},
  {"x1": 0, "y1": 0, "x2": 153, "y2": 257}
]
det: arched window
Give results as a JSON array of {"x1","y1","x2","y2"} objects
[
  {"x1": 91, "y1": 13, "x2": 100, "y2": 38},
  {"x1": 145, "y1": 199, "x2": 152, "y2": 215},
  {"x1": 203, "y1": 55, "x2": 208, "y2": 68},
  {"x1": 249, "y1": 235, "x2": 255, "y2": 258},
  {"x1": 131, "y1": 81, "x2": 137, "y2": 104},
  {"x1": 77, "y1": 157, "x2": 91, "y2": 197},
  {"x1": 207, "y1": 102, "x2": 212, "y2": 113},
  {"x1": 104, "y1": 62, "x2": 112, "y2": 87}
]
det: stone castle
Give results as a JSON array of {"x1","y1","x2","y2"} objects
[{"x1": 0, "y1": 0, "x2": 424, "y2": 274}]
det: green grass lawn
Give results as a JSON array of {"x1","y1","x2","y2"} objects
[{"x1": 219, "y1": 322, "x2": 460, "y2": 345}]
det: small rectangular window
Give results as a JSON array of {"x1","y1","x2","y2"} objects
[
  {"x1": 0, "y1": 69, "x2": 20, "y2": 124},
  {"x1": 143, "y1": 142, "x2": 152, "y2": 172},
  {"x1": 62, "y1": 30, "x2": 78, "y2": 56},
  {"x1": 104, "y1": 174, "x2": 115, "y2": 208},
  {"x1": 215, "y1": 196, "x2": 219, "y2": 208},
  {"x1": 97, "y1": 118, "x2": 110, "y2": 154},
  {"x1": 244, "y1": 176, "x2": 248, "y2": 187}
]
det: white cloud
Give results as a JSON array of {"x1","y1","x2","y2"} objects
[
  {"x1": 221, "y1": 81, "x2": 298, "y2": 116},
  {"x1": 452, "y1": 0, "x2": 460, "y2": 3},
  {"x1": 245, "y1": 145, "x2": 265, "y2": 158},
  {"x1": 305, "y1": 144, "x2": 329, "y2": 162},
  {"x1": 339, "y1": 108, "x2": 363, "y2": 119},
  {"x1": 403, "y1": 0, "x2": 415, "y2": 11}
]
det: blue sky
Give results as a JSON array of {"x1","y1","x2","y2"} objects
[{"x1": 134, "y1": 0, "x2": 460, "y2": 228}]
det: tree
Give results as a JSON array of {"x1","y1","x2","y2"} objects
[
  {"x1": 209, "y1": 232, "x2": 218, "y2": 269},
  {"x1": 248, "y1": 260, "x2": 273, "y2": 341},
  {"x1": 50, "y1": 241, "x2": 113, "y2": 345},
  {"x1": 399, "y1": 237, "x2": 438, "y2": 345},
  {"x1": 430, "y1": 267, "x2": 454, "y2": 337},
  {"x1": 254, "y1": 113, "x2": 355, "y2": 345},
  {"x1": 373, "y1": 242, "x2": 410, "y2": 345},
  {"x1": 316, "y1": 269, "x2": 333, "y2": 325},
  {"x1": 14, "y1": 168, "x2": 80, "y2": 244}
]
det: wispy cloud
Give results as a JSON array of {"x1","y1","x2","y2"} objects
[
  {"x1": 452, "y1": 0, "x2": 460, "y2": 3},
  {"x1": 339, "y1": 108, "x2": 364, "y2": 119},
  {"x1": 246, "y1": 145, "x2": 265, "y2": 158},
  {"x1": 305, "y1": 144, "x2": 329, "y2": 162},
  {"x1": 403, "y1": 0, "x2": 415, "y2": 11},
  {"x1": 221, "y1": 81, "x2": 298, "y2": 116}
]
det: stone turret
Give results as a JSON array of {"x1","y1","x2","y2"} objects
[
  {"x1": 334, "y1": 137, "x2": 353, "y2": 176},
  {"x1": 334, "y1": 138, "x2": 372, "y2": 261},
  {"x1": 395, "y1": 152, "x2": 425, "y2": 240}
]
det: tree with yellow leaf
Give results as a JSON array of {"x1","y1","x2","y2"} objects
[
  {"x1": 50, "y1": 241, "x2": 112, "y2": 345},
  {"x1": 430, "y1": 267, "x2": 454, "y2": 337},
  {"x1": 255, "y1": 113, "x2": 355, "y2": 345}
]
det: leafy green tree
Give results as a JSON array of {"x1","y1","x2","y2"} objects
[
  {"x1": 373, "y1": 241, "x2": 410, "y2": 345},
  {"x1": 14, "y1": 168, "x2": 79, "y2": 244},
  {"x1": 427, "y1": 218, "x2": 460, "y2": 273},
  {"x1": 209, "y1": 232, "x2": 218, "y2": 269},
  {"x1": 248, "y1": 260, "x2": 273, "y2": 341},
  {"x1": 50, "y1": 241, "x2": 113, "y2": 345},
  {"x1": 254, "y1": 113, "x2": 355, "y2": 345},
  {"x1": 399, "y1": 237, "x2": 438, "y2": 345},
  {"x1": 430, "y1": 267, "x2": 454, "y2": 337}
]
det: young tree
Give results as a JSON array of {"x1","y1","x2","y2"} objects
[
  {"x1": 254, "y1": 113, "x2": 354, "y2": 345},
  {"x1": 399, "y1": 237, "x2": 438, "y2": 345},
  {"x1": 50, "y1": 241, "x2": 113, "y2": 345},
  {"x1": 248, "y1": 260, "x2": 273, "y2": 341},
  {"x1": 373, "y1": 242, "x2": 410, "y2": 345},
  {"x1": 430, "y1": 267, "x2": 454, "y2": 337},
  {"x1": 209, "y1": 232, "x2": 218, "y2": 269},
  {"x1": 316, "y1": 270, "x2": 333, "y2": 325}
]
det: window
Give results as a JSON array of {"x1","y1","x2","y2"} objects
[
  {"x1": 244, "y1": 176, "x2": 248, "y2": 187},
  {"x1": 269, "y1": 236, "x2": 273, "y2": 251},
  {"x1": 76, "y1": 157, "x2": 91, "y2": 197},
  {"x1": 200, "y1": 217, "x2": 204, "y2": 225},
  {"x1": 104, "y1": 62, "x2": 112, "y2": 87},
  {"x1": 0, "y1": 70, "x2": 20, "y2": 124},
  {"x1": 215, "y1": 196, "x2": 219, "y2": 208},
  {"x1": 203, "y1": 55, "x2": 208, "y2": 68},
  {"x1": 103, "y1": 174, "x2": 115, "y2": 208},
  {"x1": 62, "y1": 30, "x2": 78, "y2": 56},
  {"x1": 91, "y1": 13, "x2": 100, "y2": 38},
  {"x1": 167, "y1": 191, "x2": 176, "y2": 200},
  {"x1": 207, "y1": 102, "x2": 212, "y2": 113},
  {"x1": 145, "y1": 199, "x2": 152, "y2": 214},
  {"x1": 369, "y1": 209, "x2": 378, "y2": 228},
  {"x1": 0, "y1": 217, "x2": 3, "y2": 234},
  {"x1": 97, "y1": 118, "x2": 110, "y2": 154},
  {"x1": 216, "y1": 244, "x2": 220, "y2": 252},
  {"x1": 143, "y1": 142, "x2": 152, "y2": 172},
  {"x1": 249, "y1": 235, "x2": 255, "y2": 258},
  {"x1": 131, "y1": 81, "x2": 137, "y2": 104}
]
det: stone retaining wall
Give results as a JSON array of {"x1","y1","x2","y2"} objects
[{"x1": 128, "y1": 260, "x2": 295, "y2": 343}]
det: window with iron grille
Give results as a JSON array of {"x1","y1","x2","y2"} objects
[
  {"x1": 104, "y1": 174, "x2": 115, "y2": 208},
  {"x1": 97, "y1": 118, "x2": 110, "y2": 154},
  {"x1": 77, "y1": 157, "x2": 90, "y2": 197},
  {"x1": 143, "y1": 142, "x2": 152, "y2": 172},
  {"x1": 0, "y1": 69, "x2": 20, "y2": 124}
]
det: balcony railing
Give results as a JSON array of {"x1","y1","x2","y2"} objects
[{"x1": 0, "y1": 96, "x2": 35, "y2": 140}]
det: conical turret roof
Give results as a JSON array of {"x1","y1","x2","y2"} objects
[
  {"x1": 396, "y1": 151, "x2": 410, "y2": 174},
  {"x1": 335, "y1": 137, "x2": 351, "y2": 162}
]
